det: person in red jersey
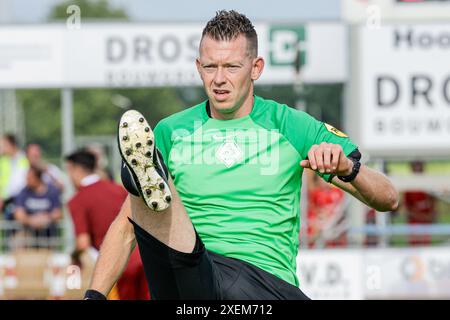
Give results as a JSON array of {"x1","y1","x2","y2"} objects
[
  {"x1": 403, "y1": 161, "x2": 437, "y2": 246},
  {"x1": 307, "y1": 172, "x2": 346, "y2": 248},
  {"x1": 65, "y1": 149, "x2": 149, "y2": 300}
]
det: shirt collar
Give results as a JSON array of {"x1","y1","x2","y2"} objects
[{"x1": 80, "y1": 174, "x2": 101, "y2": 187}]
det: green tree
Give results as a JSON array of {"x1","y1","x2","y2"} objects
[
  {"x1": 19, "y1": 89, "x2": 61, "y2": 159},
  {"x1": 72, "y1": 88, "x2": 185, "y2": 136},
  {"x1": 48, "y1": 0, "x2": 128, "y2": 21}
]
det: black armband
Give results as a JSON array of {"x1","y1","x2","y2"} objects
[{"x1": 84, "y1": 289, "x2": 107, "y2": 300}]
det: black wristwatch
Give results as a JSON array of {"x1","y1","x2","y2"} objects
[{"x1": 338, "y1": 158, "x2": 361, "y2": 183}]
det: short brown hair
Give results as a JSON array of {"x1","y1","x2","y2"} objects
[
  {"x1": 65, "y1": 149, "x2": 96, "y2": 173},
  {"x1": 2, "y1": 133, "x2": 18, "y2": 147},
  {"x1": 201, "y1": 10, "x2": 258, "y2": 57}
]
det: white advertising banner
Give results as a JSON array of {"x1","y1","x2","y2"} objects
[
  {"x1": 364, "y1": 247, "x2": 450, "y2": 299},
  {"x1": 354, "y1": 24, "x2": 450, "y2": 156},
  {"x1": 0, "y1": 26, "x2": 65, "y2": 87},
  {"x1": 0, "y1": 23, "x2": 347, "y2": 88},
  {"x1": 297, "y1": 249, "x2": 364, "y2": 300},
  {"x1": 297, "y1": 247, "x2": 450, "y2": 299}
]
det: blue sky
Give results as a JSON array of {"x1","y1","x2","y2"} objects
[{"x1": 1, "y1": 0, "x2": 341, "y2": 23}]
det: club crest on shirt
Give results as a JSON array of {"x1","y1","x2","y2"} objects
[
  {"x1": 324, "y1": 123, "x2": 348, "y2": 138},
  {"x1": 216, "y1": 140, "x2": 243, "y2": 168}
]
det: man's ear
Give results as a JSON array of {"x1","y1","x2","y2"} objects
[
  {"x1": 195, "y1": 58, "x2": 203, "y2": 79},
  {"x1": 251, "y1": 56, "x2": 265, "y2": 81}
]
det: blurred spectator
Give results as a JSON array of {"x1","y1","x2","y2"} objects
[
  {"x1": 13, "y1": 165, "x2": 62, "y2": 249},
  {"x1": 0, "y1": 134, "x2": 29, "y2": 218},
  {"x1": 306, "y1": 170, "x2": 346, "y2": 248},
  {"x1": 364, "y1": 208, "x2": 379, "y2": 247},
  {"x1": 403, "y1": 161, "x2": 436, "y2": 246},
  {"x1": 86, "y1": 143, "x2": 114, "y2": 181},
  {"x1": 26, "y1": 143, "x2": 65, "y2": 192},
  {"x1": 65, "y1": 149, "x2": 149, "y2": 300}
]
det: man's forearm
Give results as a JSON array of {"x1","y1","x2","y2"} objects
[
  {"x1": 89, "y1": 197, "x2": 135, "y2": 296},
  {"x1": 348, "y1": 165, "x2": 399, "y2": 212},
  {"x1": 332, "y1": 165, "x2": 399, "y2": 212}
]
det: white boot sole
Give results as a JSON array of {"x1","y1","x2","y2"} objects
[{"x1": 118, "y1": 110, "x2": 171, "y2": 212}]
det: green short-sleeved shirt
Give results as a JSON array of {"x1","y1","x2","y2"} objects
[{"x1": 154, "y1": 95, "x2": 357, "y2": 286}]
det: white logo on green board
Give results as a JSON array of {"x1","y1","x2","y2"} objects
[{"x1": 269, "y1": 26, "x2": 306, "y2": 67}]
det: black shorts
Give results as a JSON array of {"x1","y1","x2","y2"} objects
[{"x1": 128, "y1": 218, "x2": 310, "y2": 300}]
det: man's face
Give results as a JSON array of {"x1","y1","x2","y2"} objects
[
  {"x1": 196, "y1": 35, "x2": 264, "y2": 116},
  {"x1": 26, "y1": 145, "x2": 42, "y2": 165},
  {"x1": 65, "y1": 161, "x2": 82, "y2": 188}
]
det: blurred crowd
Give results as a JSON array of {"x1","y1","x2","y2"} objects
[{"x1": 0, "y1": 133, "x2": 148, "y2": 300}]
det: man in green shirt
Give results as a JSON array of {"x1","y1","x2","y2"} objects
[{"x1": 85, "y1": 10, "x2": 399, "y2": 300}]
